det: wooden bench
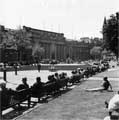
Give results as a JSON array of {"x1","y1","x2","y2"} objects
[
  {"x1": 31, "y1": 78, "x2": 69, "y2": 102},
  {"x1": 69, "y1": 74, "x2": 82, "y2": 85},
  {"x1": 31, "y1": 86, "x2": 45, "y2": 103},
  {"x1": 56, "y1": 78, "x2": 69, "y2": 90},
  {"x1": 0, "y1": 88, "x2": 31, "y2": 119}
]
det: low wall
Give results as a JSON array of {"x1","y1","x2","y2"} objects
[{"x1": 2, "y1": 64, "x2": 91, "y2": 72}]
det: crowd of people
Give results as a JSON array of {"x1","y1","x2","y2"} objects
[
  {"x1": 0, "y1": 71, "x2": 70, "y2": 109},
  {"x1": 0, "y1": 63, "x2": 110, "y2": 107},
  {"x1": 0, "y1": 68, "x2": 81, "y2": 108},
  {"x1": 1, "y1": 61, "x2": 118, "y2": 119}
]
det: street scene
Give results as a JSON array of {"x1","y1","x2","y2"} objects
[{"x1": 0, "y1": 0, "x2": 119, "y2": 120}]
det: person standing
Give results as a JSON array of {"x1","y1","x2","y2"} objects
[
  {"x1": 37, "y1": 63, "x2": 41, "y2": 72},
  {"x1": 14, "y1": 63, "x2": 18, "y2": 75}
]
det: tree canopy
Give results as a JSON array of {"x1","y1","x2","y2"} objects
[
  {"x1": 102, "y1": 12, "x2": 119, "y2": 57},
  {"x1": 90, "y1": 46, "x2": 102, "y2": 59},
  {"x1": 32, "y1": 43, "x2": 45, "y2": 61}
]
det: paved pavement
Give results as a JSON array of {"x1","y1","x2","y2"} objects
[
  {"x1": 10, "y1": 68, "x2": 119, "y2": 120},
  {"x1": 2, "y1": 66, "x2": 119, "y2": 120},
  {"x1": 13, "y1": 79, "x2": 114, "y2": 120}
]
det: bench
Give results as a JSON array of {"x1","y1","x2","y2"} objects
[
  {"x1": 0, "y1": 88, "x2": 31, "y2": 119},
  {"x1": 31, "y1": 86, "x2": 45, "y2": 103},
  {"x1": 44, "y1": 78, "x2": 69, "y2": 96},
  {"x1": 69, "y1": 74, "x2": 83, "y2": 85},
  {"x1": 31, "y1": 78, "x2": 69, "y2": 102},
  {"x1": 56, "y1": 78, "x2": 69, "y2": 90}
]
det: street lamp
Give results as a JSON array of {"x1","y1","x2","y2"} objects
[{"x1": 3, "y1": 48, "x2": 7, "y2": 81}]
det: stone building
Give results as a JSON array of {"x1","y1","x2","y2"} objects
[
  {"x1": 0, "y1": 25, "x2": 92, "y2": 64},
  {"x1": 23, "y1": 26, "x2": 66, "y2": 61},
  {"x1": 23, "y1": 26, "x2": 91, "y2": 62}
]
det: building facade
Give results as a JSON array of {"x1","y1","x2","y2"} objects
[{"x1": 0, "y1": 25, "x2": 92, "y2": 64}]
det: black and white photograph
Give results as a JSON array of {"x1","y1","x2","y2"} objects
[{"x1": 0, "y1": 0, "x2": 119, "y2": 120}]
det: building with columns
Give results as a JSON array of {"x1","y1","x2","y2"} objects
[
  {"x1": 0, "y1": 25, "x2": 92, "y2": 64},
  {"x1": 23, "y1": 26, "x2": 91, "y2": 61}
]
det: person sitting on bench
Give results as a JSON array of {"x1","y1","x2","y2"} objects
[
  {"x1": 31, "y1": 77, "x2": 44, "y2": 102},
  {"x1": 15, "y1": 77, "x2": 30, "y2": 107},
  {"x1": 0, "y1": 80, "x2": 15, "y2": 108},
  {"x1": 86, "y1": 77, "x2": 112, "y2": 92},
  {"x1": 16, "y1": 77, "x2": 29, "y2": 91}
]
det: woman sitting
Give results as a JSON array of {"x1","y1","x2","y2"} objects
[{"x1": 86, "y1": 77, "x2": 112, "y2": 92}]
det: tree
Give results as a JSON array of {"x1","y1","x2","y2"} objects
[
  {"x1": 11, "y1": 28, "x2": 32, "y2": 62},
  {"x1": 102, "y1": 12, "x2": 119, "y2": 58},
  {"x1": 90, "y1": 46, "x2": 102, "y2": 60},
  {"x1": 32, "y1": 44, "x2": 45, "y2": 62}
]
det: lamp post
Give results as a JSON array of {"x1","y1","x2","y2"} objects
[
  {"x1": 3, "y1": 48, "x2": 7, "y2": 81},
  {"x1": 3, "y1": 62, "x2": 6, "y2": 81}
]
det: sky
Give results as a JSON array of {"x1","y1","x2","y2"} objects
[{"x1": 0, "y1": 0, "x2": 119, "y2": 39}]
